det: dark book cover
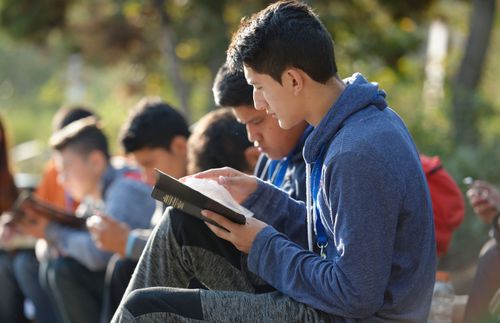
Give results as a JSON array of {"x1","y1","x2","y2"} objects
[
  {"x1": 5, "y1": 191, "x2": 86, "y2": 229},
  {"x1": 151, "y1": 169, "x2": 247, "y2": 230}
]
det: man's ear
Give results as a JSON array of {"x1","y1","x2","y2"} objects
[
  {"x1": 284, "y1": 68, "x2": 304, "y2": 96},
  {"x1": 170, "y1": 136, "x2": 188, "y2": 157},
  {"x1": 244, "y1": 146, "x2": 261, "y2": 174}
]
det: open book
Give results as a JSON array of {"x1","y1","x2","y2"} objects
[
  {"x1": 4, "y1": 191, "x2": 86, "y2": 229},
  {"x1": 151, "y1": 169, "x2": 249, "y2": 230}
]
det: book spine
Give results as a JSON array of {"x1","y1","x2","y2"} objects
[{"x1": 151, "y1": 188, "x2": 229, "y2": 231}]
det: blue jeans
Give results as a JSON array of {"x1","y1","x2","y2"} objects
[
  {"x1": 13, "y1": 250, "x2": 59, "y2": 323},
  {"x1": 40, "y1": 257, "x2": 105, "y2": 323},
  {"x1": 0, "y1": 251, "x2": 27, "y2": 323}
]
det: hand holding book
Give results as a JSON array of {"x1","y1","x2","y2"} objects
[
  {"x1": 189, "y1": 167, "x2": 259, "y2": 204},
  {"x1": 151, "y1": 169, "x2": 254, "y2": 231},
  {"x1": 151, "y1": 168, "x2": 269, "y2": 253},
  {"x1": 202, "y1": 209, "x2": 269, "y2": 254}
]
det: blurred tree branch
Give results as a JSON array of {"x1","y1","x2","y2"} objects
[
  {"x1": 451, "y1": 0, "x2": 496, "y2": 146},
  {"x1": 154, "y1": 0, "x2": 191, "y2": 121}
]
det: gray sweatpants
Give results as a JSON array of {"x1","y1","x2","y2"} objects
[{"x1": 112, "y1": 209, "x2": 334, "y2": 322}]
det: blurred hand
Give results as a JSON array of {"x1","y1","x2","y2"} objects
[
  {"x1": 466, "y1": 180, "x2": 500, "y2": 224},
  {"x1": 16, "y1": 204, "x2": 50, "y2": 239},
  {"x1": 17, "y1": 216, "x2": 49, "y2": 240},
  {"x1": 87, "y1": 214, "x2": 130, "y2": 256},
  {"x1": 202, "y1": 210, "x2": 268, "y2": 254},
  {"x1": 188, "y1": 167, "x2": 258, "y2": 204},
  {"x1": 0, "y1": 223, "x2": 15, "y2": 245}
]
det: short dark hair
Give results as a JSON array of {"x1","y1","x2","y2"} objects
[
  {"x1": 120, "y1": 97, "x2": 190, "y2": 154},
  {"x1": 212, "y1": 63, "x2": 254, "y2": 108},
  {"x1": 52, "y1": 106, "x2": 95, "y2": 131},
  {"x1": 227, "y1": 0, "x2": 337, "y2": 84},
  {"x1": 188, "y1": 108, "x2": 252, "y2": 174},
  {"x1": 50, "y1": 117, "x2": 110, "y2": 160}
]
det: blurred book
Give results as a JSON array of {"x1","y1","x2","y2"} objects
[{"x1": 4, "y1": 191, "x2": 86, "y2": 229}]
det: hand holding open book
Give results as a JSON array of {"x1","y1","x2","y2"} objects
[
  {"x1": 151, "y1": 169, "x2": 255, "y2": 231},
  {"x1": 151, "y1": 169, "x2": 269, "y2": 252},
  {"x1": 190, "y1": 167, "x2": 259, "y2": 204}
]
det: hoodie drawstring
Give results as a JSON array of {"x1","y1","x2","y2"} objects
[
  {"x1": 306, "y1": 163, "x2": 313, "y2": 252},
  {"x1": 306, "y1": 150, "x2": 329, "y2": 258}
]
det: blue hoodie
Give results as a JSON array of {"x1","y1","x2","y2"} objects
[{"x1": 243, "y1": 74, "x2": 436, "y2": 321}]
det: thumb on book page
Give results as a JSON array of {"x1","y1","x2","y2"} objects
[{"x1": 218, "y1": 175, "x2": 258, "y2": 204}]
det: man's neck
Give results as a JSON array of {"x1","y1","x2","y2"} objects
[
  {"x1": 90, "y1": 163, "x2": 109, "y2": 200},
  {"x1": 172, "y1": 161, "x2": 188, "y2": 179},
  {"x1": 305, "y1": 76, "x2": 346, "y2": 127}
]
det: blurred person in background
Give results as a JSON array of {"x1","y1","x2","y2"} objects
[
  {"x1": 420, "y1": 154, "x2": 465, "y2": 259},
  {"x1": 89, "y1": 97, "x2": 191, "y2": 322},
  {"x1": 8, "y1": 107, "x2": 95, "y2": 323},
  {"x1": 19, "y1": 112, "x2": 156, "y2": 323},
  {"x1": 0, "y1": 115, "x2": 27, "y2": 323},
  {"x1": 186, "y1": 108, "x2": 259, "y2": 175},
  {"x1": 463, "y1": 180, "x2": 500, "y2": 323},
  {"x1": 0, "y1": 115, "x2": 18, "y2": 212}
]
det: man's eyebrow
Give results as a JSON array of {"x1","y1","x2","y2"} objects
[
  {"x1": 248, "y1": 116, "x2": 262, "y2": 123},
  {"x1": 237, "y1": 115, "x2": 259, "y2": 125}
]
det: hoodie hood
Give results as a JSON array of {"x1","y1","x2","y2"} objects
[{"x1": 303, "y1": 73, "x2": 387, "y2": 163}]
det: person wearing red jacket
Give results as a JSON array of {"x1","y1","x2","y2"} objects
[{"x1": 420, "y1": 155, "x2": 465, "y2": 258}]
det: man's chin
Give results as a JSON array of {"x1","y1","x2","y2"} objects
[
  {"x1": 265, "y1": 152, "x2": 286, "y2": 160},
  {"x1": 278, "y1": 120, "x2": 293, "y2": 130}
]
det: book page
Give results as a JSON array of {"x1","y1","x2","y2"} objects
[{"x1": 183, "y1": 177, "x2": 253, "y2": 218}]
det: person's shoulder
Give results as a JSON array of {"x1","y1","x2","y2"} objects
[
  {"x1": 338, "y1": 108, "x2": 409, "y2": 151},
  {"x1": 109, "y1": 175, "x2": 149, "y2": 194},
  {"x1": 106, "y1": 166, "x2": 150, "y2": 200}
]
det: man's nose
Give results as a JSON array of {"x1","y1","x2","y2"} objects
[{"x1": 253, "y1": 91, "x2": 268, "y2": 111}]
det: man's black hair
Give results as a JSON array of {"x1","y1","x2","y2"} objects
[
  {"x1": 212, "y1": 63, "x2": 254, "y2": 108},
  {"x1": 51, "y1": 121, "x2": 110, "y2": 161},
  {"x1": 120, "y1": 97, "x2": 190, "y2": 154},
  {"x1": 227, "y1": 0, "x2": 337, "y2": 84},
  {"x1": 188, "y1": 108, "x2": 252, "y2": 174},
  {"x1": 52, "y1": 106, "x2": 95, "y2": 131}
]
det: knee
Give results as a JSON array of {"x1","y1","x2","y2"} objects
[
  {"x1": 47, "y1": 257, "x2": 80, "y2": 288},
  {"x1": 122, "y1": 289, "x2": 154, "y2": 315}
]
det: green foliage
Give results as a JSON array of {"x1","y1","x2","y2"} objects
[{"x1": 0, "y1": 0, "x2": 68, "y2": 43}]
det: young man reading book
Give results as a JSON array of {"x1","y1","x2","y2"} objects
[
  {"x1": 22, "y1": 115, "x2": 156, "y2": 323},
  {"x1": 5, "y1": 106, "x2": 92, "y2": 323},
  {"x1": 114, "y1": 1, "x2": 435, "y2": 322}
]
